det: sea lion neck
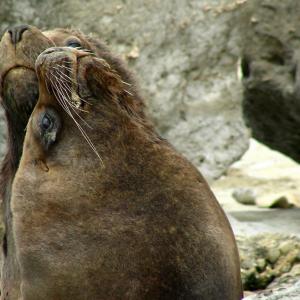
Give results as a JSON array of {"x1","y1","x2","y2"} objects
[
  {"x1": 1, "y1": 69, "x2": 39, "y2": 170},
  {"x1": 5, "y1": 112, "x2": 27, "y2": 171}
]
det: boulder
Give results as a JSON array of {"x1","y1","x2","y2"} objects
[
  {"x1": 245, "y1": 281, "x2": 300, "y2": 300},
  {"x1": 240, "y1": 0, "x2": 300, "y2": 164},
  {"x1": 237, "y1": 233, "x2": 300, "y2": 291}
]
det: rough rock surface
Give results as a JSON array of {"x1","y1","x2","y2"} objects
[
  {"x1": 237, "y1": 234, "x2": 300, "y2": 291},
  {"x1": 238, "y1": 233, "x2": 300, "y2": 299},
  {"x1": 240, "y1": 0, "x2": 300, "y2": 164},
  {"x1": 0, "y1": 0, "x2": 251, "y2": 179},
  {"x1": 213, "y1": 140, "x2": 300, "y2": 299},
  {"x1": 246, "y1": 282, "x2": 300, "y2": 300}
]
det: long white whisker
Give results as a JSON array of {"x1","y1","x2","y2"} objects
[
  {"x1": 52, "y1": 66, "x2": 77, "y2": 85},
  {"x1": 124, "y1": 89, "x2": 133, "y2": 96},
  {"x1": 58, "y1": 80, "x2": 91, "y2": 113},
  {"x1": 56, "y1": 81, "x2": 92, "y2": 129},
  {"x1": 48, "y1": 71, "x2": 102, "y2": 163},
  {"x1": 52, "y1": 68, "x2": 92, "y2": 106},
  {"x1": 121, "y1": 80, "x2": 132, "y2": 87}
]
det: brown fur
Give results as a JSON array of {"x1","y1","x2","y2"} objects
[
  {"x1": 0, "y1": 25, "x2": 146, "y2": 300},
  {"x1": 10, "y1": 42, "x2": 242, "y2": 299}
]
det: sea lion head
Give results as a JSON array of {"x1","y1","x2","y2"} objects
[
  {"x1": 21, "y1": 45, "x2": 150, "y2": 172},
  {"x1": 0, "y1": 25, "x2": 143, "y2": 168}
]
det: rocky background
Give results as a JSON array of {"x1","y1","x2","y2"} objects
[
  {"x1": 1, "y1": 0, "x2": 300, "y2": 299},
  {"x1": 215, "y1": 139, "x2": 300, "y2": 300},
  {"x1": 241, "y1": 0, "x2": 300, "y2": 166},
  {"x1": 0, "y1": 0, "x2": 251, "y2": 180}
]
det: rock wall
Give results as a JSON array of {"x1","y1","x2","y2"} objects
[
  {"x1": 240, "y1": 0, "x2": 300, "y2": 164},
  {"x1": 0, "y1": 0, "x2": 250, "y2": 180}
]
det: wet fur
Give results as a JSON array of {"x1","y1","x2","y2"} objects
[
  {"x1": 15, "y1": 50, "x2": 242, "y2": 299},
  {"x1": 1, "y1": 28, "x2": 243, "y2": 299}
]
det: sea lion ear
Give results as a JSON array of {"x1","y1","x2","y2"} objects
[
  {"x1": 79, "y1": 55, "x2": 144, "y2": 118},
  {"x1": 84, "y1": 58, "x2": 125, "y2": 98}
]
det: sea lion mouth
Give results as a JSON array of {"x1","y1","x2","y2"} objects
[
  {"x1": 35, "y1": 47, "x2": 93, "y2": 110},
  {"x1": 0, "y1": 65, "x2": 37, "y2": 100},
  {"x1": 1, "y1": 66, "x2": 38, "y2": 119},
  {"x1": 2, "y1": 65, "x2": 35, "y2": 82},
  {"x1": 0, "y1": 65, "x2": 35, "y2": 82},
  {"x1": 1, "y1": 66, "x2": 36, "y2": 96},
  {"x1": 1, "y1": 65, "x2": 35, "y2": 94}
]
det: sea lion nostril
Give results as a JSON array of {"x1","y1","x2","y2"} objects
[
  {"x1": 7, "y1": 24, "x2": 30, "y2": 45},
  {"x1": 42, "y1": 47, "x2": 59, "y2": 55},
  {"x1": 43, "y1": 47, "x2": 72, "y2": 55}
]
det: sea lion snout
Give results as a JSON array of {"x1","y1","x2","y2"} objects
[
  {"x1": 35, "y1": 47, "x2": 93, "y2": 86},
  {"x1": 0, "y1": 25, "x2": 54, "y2": 83},
  {"x1": 7, "y1": 24, "x2": 30, "y2": 45},
  {"x1": 1, "y1": 24, "x2": 32, "y2": 46},
  {"x1": 36, "y1": 47, "x2": 92, "y2": 69},
  {"x1": 36, "y1": 47, "x2": 76, "y2": 73}
]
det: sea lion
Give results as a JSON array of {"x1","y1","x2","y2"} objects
[
  {"x1": 0, "y1": 25, "x2": 143, "y2": 300},
  {"x1": 10, "y1": 43, "x2": 243, "y2": 299}
]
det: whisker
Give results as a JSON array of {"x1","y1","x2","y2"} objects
[
  {"x1": 94, "y1": 58, "x2": 111, "y2": 69},
  {"x1": 55, "y1": 80, "x2": 92, "y2": 129},
  {"x1": 47, "y1": 74, "x2": 72, "y2": 115},
  {"x1": 52, "y1": 69, "x2": 87, "y2": 109},
  {"x1": 121, "y1": 80, "x2": 132, "y2": 87},
  {"x1": 52, "y1": 68, "x2": 92, "y2": 106},
  {"x1": 124, "y1": 89, "x2": 133, "y2": 96},
  {"x1": 52, "y1": 66, "x2": 77, "y2": 85},
  {"x1": 52, "y1": 68, "x2": 76, "y2": 88},
  {"x1": 44, "y1": 74, "x2": 51, "y2": 94},
  {"x1": 49, "y1": 72, "x2": 100, "y2": 159},
  {"x1": 56, "y1": 64, "x2": 74, "y2": 72}
]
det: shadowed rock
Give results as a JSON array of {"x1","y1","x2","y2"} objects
[{"x1": 241, "y1": 0, "x2": 300, "y2": 162}]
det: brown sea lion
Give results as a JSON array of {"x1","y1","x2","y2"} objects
[
  {"x1": 0, "y1": 25, "x2": 143, "y2": 300},
  {"x1": 10, "y1": 43, "x2": 243, "y2": 299}
]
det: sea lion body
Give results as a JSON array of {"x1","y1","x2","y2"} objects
[
  {"x1": 0, "y1": 26, "x2": 242, "y2": 299},
  {"x1": 10, "y1": 45, "x2": 243, "y2": 299}
]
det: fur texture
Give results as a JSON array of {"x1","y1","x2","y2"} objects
[{"x1": 0, "y1": 26, "x2": 243, "y2": 300}]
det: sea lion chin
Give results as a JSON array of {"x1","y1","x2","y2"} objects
[{"x1": 10, "y1": 46, "x2": 243, "y2": 299}]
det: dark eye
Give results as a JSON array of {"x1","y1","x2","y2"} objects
[
  {"x1": 37, "y1": 108, "x2": 61, "y2": 150},
  {"x1": 41, "y1": 113, "x2": 52, "y2": 131},
  {"x1": 67, "y1": 40, "x2": 82, "y2": 48}
]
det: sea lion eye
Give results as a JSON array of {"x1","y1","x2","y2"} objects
[
  {"x1": 37, "y1": 108, "x2": 61, "y2": 150},
  {"x1": 66, "y1": 40, "x2": 82, "y2": 48},
  {"x1": 41, "y1": 113, "x2": 52, "y2": 131}
]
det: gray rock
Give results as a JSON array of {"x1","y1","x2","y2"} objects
[
  {"x1": 254, "y1": 190, "x2": 300, "y2": 209},
  {"x1": 240, "y1": 0, "x2": 300, "y2": 164},
  {"x1": 230, "y1": 209, "x2": 300, "y2": 238},
  {"x1": 232, "y1": 187, "x2": 256, "y2": 205},
  {"x1": 0, "y1": 0, "x2": 251, "y2": 180},
  {"x1": 256, "y1": 194, "x2": 294, "y2": 209},
  {"x1": 237, "y1": 234, "x2": 300, "y2": 291},
  {"x1": 245, "y1": 281, "x2": 300, "y2": 300}
]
